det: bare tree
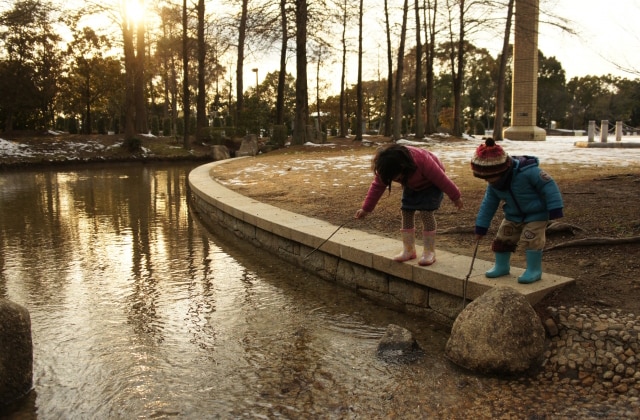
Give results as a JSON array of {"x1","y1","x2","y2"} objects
[
  {"x1": 493, "y1": 0, "x2": 514, "y2": 140},
  {"x1": 182, "y1": 0, "x2": 190, "y2": 148},
  {"x1": 275, "y1": 0, "x2": 289, "y2": 125},
  {"x1": 414, "y1": 0, "x2": 424, "y2": 138},
  {"x1": 236, "y1": 0, "x2": 249, "y2": 130},
  {"x1": 292, "y1": 0, "x2": 309, "y2": 145},
  {"x1": 448, "y1": 0, "x2": 465, "y2": 136},
  {"x1": 122, "y1": 4, "x2": 136, "y2": 138},
  {"x1": 383, "y1": 0, "x2": 393, "y2": 137},
  {"x1": 423, "y1": 0, "x2": 438, "y2": 133},
  {"x1": 134, "y1": 1, "x2": 147, "y2": 134},
  {"x1": 354, "y1": 0, "x2": 364, "y2": 141},
  {"x1": 393, "y1": 0, "x2": 409, "y2": 140},
  {"x1": 196, "y1": 0, "x2": 207, "y2": 138},
  {"x1": 338, "y1": 0, "x2": 350, "y2": 137}
]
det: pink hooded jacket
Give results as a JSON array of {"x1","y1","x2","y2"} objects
[{"x1": 361, "y1": 146, "x2": 461, "y2": 213}]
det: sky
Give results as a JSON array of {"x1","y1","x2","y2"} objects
[
  {"x1": 244, "y1": 0, "x2": 640, "y2": 96},
  {"x1": 530, "y1": 0, "x2": 640, "y2": 80}
]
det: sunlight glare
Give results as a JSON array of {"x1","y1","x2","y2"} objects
[{"x1": 122, "y1": 0, "x2": 145, "y2": 26}]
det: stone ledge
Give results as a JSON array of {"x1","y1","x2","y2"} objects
[{"x1": 189, "y1": 160, "x2": 574, "y2": 310}]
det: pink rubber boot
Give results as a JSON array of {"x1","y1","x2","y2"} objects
[
  {"x1": 418, "y1": 230, "x2": 436, "y2": 266},
  {"x1": 393, "y1": 229, "x2": 417, "y2": 262}
]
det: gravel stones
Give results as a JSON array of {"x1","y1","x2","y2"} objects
[{"x1": 542, "y1": 305, "x2": 640, "y2": 404}]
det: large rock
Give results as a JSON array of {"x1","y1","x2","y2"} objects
[
  {"x1": 211, "y1": 145, "x2": 230, "y2": 161},
  {"x1": 0, "y1": 299, "x2": 33, "y2": 405},
  {"x1": 236, "y1": 135, "x2": 258, "y2": 157},
  {"x1": 445, "y1": 287, "x2": 545, "y2": 374}
]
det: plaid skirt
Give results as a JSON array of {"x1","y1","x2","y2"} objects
[{"x1": 400, "y1": 185, "x2": 443, "y2": 211}]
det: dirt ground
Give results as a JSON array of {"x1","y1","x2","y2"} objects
[{"x1": 210, "y1": 136, "x2": 640, "y2": 314}]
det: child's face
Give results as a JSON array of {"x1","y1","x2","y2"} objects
[{"x1": 485, "y1": 175, "x2": 501, "y2": 185}]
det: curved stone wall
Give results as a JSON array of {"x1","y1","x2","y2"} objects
[{"x1": 188, "y1": 160, "x2": 572, "y2": 326}]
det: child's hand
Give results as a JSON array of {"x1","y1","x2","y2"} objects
[
  {"x1": 354, "y1": 209, "x2": 369, "y2": 219},
  {"x1": 453, "y1": 198, "x2": 464, "y2": 210}
]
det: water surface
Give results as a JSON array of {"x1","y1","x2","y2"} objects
[{"x1": 0, "y1": 163, "x2": 629, "y2": 418}]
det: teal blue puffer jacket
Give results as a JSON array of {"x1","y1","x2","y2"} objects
[{"x1": 474, "y1": 156, "x2": 564, "y2": 235}]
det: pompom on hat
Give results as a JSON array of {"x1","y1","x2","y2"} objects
[{"x1": 470, "y1": 138, "x2": 511, "y2": 179}]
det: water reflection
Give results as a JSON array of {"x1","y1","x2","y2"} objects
[{"x1": 0, "y1": 163, "x2": 630, "y2": 418}]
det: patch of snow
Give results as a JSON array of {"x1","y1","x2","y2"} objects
[
  {"x1": 0, "y1": 138, "x2": 34, "y2": 157},
  {"x1": 217, "y1": 135, "x2": 640, "y2": 187}
]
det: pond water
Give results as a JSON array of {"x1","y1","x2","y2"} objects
[{"x1": 0, "y1": 163, "x2": 628, "y2": 418}]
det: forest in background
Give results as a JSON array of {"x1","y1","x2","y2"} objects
[{"x1": 1, "y1": 0, "x2": 639, "y2": 148}]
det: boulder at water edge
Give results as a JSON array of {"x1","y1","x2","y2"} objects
[
  {"x1": 444, "y1": 287, "x2": 545, "y2": 374},
  {"x1": 211, "y1": 145, "x2": 230, "y2": 161},
  {"x1": 0, "y1": 299, "x2": 33, "y2": 405}
]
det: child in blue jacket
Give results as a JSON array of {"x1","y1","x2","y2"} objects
[{"x1": 470, "y1": 139, "x2": 564, "y2": 283}]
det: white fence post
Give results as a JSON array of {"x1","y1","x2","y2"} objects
[
  {"x1": 588, "y1": 120, "x2": 595, "y2": 142},
  {"x1": 615, "y1": 121, "x2": 623, "y2": 142},
  {"x1": 600, "y1": 120, "x2": 608, "y2": 143}
]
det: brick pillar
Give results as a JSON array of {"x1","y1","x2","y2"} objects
[{"x1": 504, "y1": 0, "x2": 546, "y2": 141}]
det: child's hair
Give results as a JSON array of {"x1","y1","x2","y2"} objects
[{"x1": 372, "y1": 144, "x2": 417, "y2": 192}]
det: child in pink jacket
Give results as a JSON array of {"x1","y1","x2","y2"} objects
[{"x1": 355, "y1": 144, "x2": 463, "y2": 265}]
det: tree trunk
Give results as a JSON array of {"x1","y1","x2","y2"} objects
[
  {"x1": 414, "y1": 0, "x2": 423, "y2": 139},
  {"x1": 84, "y1": 74, "x2": 92, "y2": 134},
  {"x1": 236, "y1": 0, "x2": 249, "y2": 130},
  {"x1": 135, "y1": 8, "x2": 147, "y2": 134},
  {"x1": 354, "y1": 0, "x2": 364, "y2": 141},
  {"x1": 316, "y1": 45, "x2": 323, "y2": 141},
  {"x1": 383, "y1": 0, "x2": 393, "y2": 137},
  {"x1": 123, "y1": 17, "x2": 136, "y2": 139},
  {"x1": 424, "y1": 0, "x2": 437, "y2": 134},
  {"x1": 393, "y1": 0, "x2": 409, "y2": 140},
  {"x1": 196, "y1": 0, "x2": 207, "y2": 138},
  {"x1": 339, "y1": 0, "x2": 348, "y2": 137},
  {"x1": 292, "y1": 0, "x2": 308, "y2": 145},
  {"x1": 452, "y1": 0, "x2": 465, "y2": 137},
  {"x1": 182, "y1": 0, "x2": 190, "y2": 148},
  {"x1": 494, "y1": 0, "x2": 514, "y2": 141},
  {"x1": 276, "y1": 0, "x2": 287, "y2": 125}
]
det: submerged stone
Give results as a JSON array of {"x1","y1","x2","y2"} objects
[{"x1": 377, "y1": 323, "x2": 423, "y2": 362}]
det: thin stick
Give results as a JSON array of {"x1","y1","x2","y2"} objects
[
  {"x1": 461, "y1": 238, "x2": 480, "y2": 310},
  {"x1": 303, "y1": 220, "x2": 350, "y2": 260}
]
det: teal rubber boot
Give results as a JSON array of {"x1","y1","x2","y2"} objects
[
  {"x1": 485, "y1": 252, "x2": 511, "y2": 278},
  {"x1": 518, "y1": 250, "x2": 543, "y2": 284}
]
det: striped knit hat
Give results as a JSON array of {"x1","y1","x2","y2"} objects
[{"x1": 470, "y1": 138, "x2": 511, "y2": 179}]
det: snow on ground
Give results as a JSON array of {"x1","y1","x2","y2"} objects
[
  {"x1": 0, "y1": 138, "x2": 138, "y2": 159},
  {"x1": 0, "y1": 138, "x2": 32, "y2": 157},
  {"x1": 214, "y1": 135, "x2": 640, "y2": 190},
  {"x1": 3, "y1": 135, "x2": 639, "y2": 188},
  {"x1": 400, "y1": 135, "x2": 640, "y2": 168}
]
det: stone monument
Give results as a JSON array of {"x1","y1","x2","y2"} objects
[{"x1": 504, "y1": 0, "x2": 546, "y2": 141}]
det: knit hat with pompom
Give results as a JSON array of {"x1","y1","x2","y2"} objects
[{"x1": 470, "y1": 138, "x2": 511, "y2": 179}]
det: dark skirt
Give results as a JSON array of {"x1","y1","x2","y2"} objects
[{"x1": 401, "y1": 185, "x2": 443, "y2": 211}]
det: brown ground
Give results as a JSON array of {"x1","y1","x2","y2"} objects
[{"x1": 211, "y1": 136, "x2": 640, "y2": 313}]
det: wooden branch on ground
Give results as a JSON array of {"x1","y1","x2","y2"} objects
[
  {"x1": 441, "y1": 221, "x2": 586, "y2": 236},
  {"x1": 440, "y1": 226, "x2": 475, "y2": 234},
  {"x1": 546, "y1": 221, "x2": 586, "y2": 235},
  {"x1": 546, "y1": 236, "x2": 640, "y2": 251}
]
